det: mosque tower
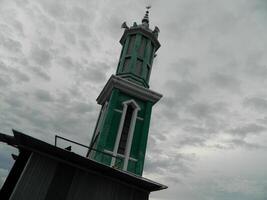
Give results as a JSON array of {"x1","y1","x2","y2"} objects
[{"x1": 87, "y1": 7, "x2": 162, "y2": 176}]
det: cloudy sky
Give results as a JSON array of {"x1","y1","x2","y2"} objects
[{"x1": 0, "y1": 0, "x2": 267, "y2": 199}]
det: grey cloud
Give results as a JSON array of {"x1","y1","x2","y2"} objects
[
  {"x1": 38, "y1": 37, "x2": 54, "y2": 49},
  {"x1": 170, "y1": 58, "x2": 197, "y2": 78},
  {"x1": 90, "y1": 61, "x2": 111, "y2": 71},
  {"x1": 0, "y1": 60, "x2": 8, "y2": 71},
  {"x1": 29, "y1": 66, "x2": 51, "y2": 81},
  {"x1": 176, "y1": 135, "x2": 206, "y2": 148},
  {"x1": 0, "y1": 76, "x2": 12, "y2": 87},
  {"x1": 0, "y1": 61, "x2": 29, "y2": 84},
  {"x1": 0, "y1": 146, "x2": 17, "y2": 170},
  {"x1": 4, "y1": 94, "x2": 23, "y2": 108},
  {"x1": 70, "y1": 102, "x2": 93, "y2": 114},
  {"x1": 257, "y1": 116, "x2": 267, "y2": 125},
  {"x1": 31, "y1": 46, "x2": 52, "y2": 67},
  {"x1": 58, "y1": 56, "x2": 75, "y2": 70},
  {"x1": 0, "y1": 168, "x2": 8, "y2": 188},
  {"x1": 244, "y1": 97, "x2": 267, "y2": 112},
  {"x1": 79, "y1": 62, "x2": 110, "y2": 83},
  {"x1": 77, "y1": 25, "x2": 91, "y2": 37},
  {"x1": 146, "y1": 135, "x2": 164, "y2": 155},
  {"x1": 14, "y1": 0, "x2": 29, "y2": 7},
  {"x1": 150, "y1": 130, "x2": 168, "y2": 142},
  {"x1": 208, "y1": 138, "x2": 264, "y2": 150},
  {"x1": 62, "y1": 29, "x2": 76, "y2": 45},
  {"x1": 10, "y1": 68, "x2": 30, "y2": 83},
  {"x1": 227, "y1": 138, "x2": 264, "y2": 150},
  {"x1": 0, "y1": 35, "x2": 22, "y2": 53},
  {"x1": 6, "y1": 16, "x2": 24, "y2": 36},
  {"x1": 244, "y1": 52, "x2": 267, "y2": 79},
  {"x1": 144, "y1": 152, "x2": 196, "y2": 185},
  {"x1": 35, "y1": 13, "x2": 57, "y2": 34},
  {"x1": 68, "y1": 86, "x2": 82, "y2": 98},
  {"x1": 38, "y1": 1, "x2": 67, "y2": 21},
  {"x1": 252, "y1": 0, "x2": 267, "y2": 16},
  {"x1": 164, "y1": 0, "x2": 246, "y2": 40},
  {"x1": 34, "y1": 89, "x2": 54, "y2": 102},
  {"x1": 187, "y1": 102, "x2": 227, "y2": 120},
  {"x1": 2, "y1": 89, "x2": 98, "y2": 143},
  {"x1": 163, "y1": 80, "x2": 199, "y2": 108},
  {"x1": 38, "y1": 1, "x2": 95, "y2": 23},
  {"x1": 177, "y1": 123, "x2": 225, "y2": 149},
  {"x1": 0, "y1": 145, "x2": 17, "y2": 188},
  {"x1": 81, "y1": 68, "x2": 106, "y2": 83},
  {"x1": 209, "y1": 72, "x2": 241, "y2": 92},
  {"x1": 228, "y1": 123, "x2": 266, "y2": 138},
  {"x1": 103, "y1": 15, "x2": 124, "y2": 38},
  {"x1": 183, "y1": 125, "x2": 215, "y2": 135},
  {"x1": 247, "y1": 64, "x2": 267, "y2": 79},
  {"x1": 69, "y1": 6, "x2": 92, "y2": 22},
  {"x1": 79, "y1": 40, "x2": 91, "y2": 53}
]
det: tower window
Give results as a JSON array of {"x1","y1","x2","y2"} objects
[
  {"x1": 138, "y1": 37, "x2": 146, "y2": 57},
  {"x1": 136, "y1": 59, "x2": 143, "y2": 76},
  {"x1": 123, "y1": 58, "x2": 131, "y2": 72},
  {"x1": 118, "y1": 105, "x2": 134, "y2": 155},
  {"x1": 127, "y1": 35, "x2": 136, "y2": 54}
]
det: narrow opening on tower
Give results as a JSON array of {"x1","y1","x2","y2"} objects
[{"x1": 117, "y1": 104, "x2": 134, "y2": 155}]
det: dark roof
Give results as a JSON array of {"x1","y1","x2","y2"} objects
[{"x1": 10, "y1": 130, "x2": 167, "y2": 192}]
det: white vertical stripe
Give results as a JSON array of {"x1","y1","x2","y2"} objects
[
  {"x1": 111, "y1": 103, "x2": 127, "y2": 166},
  {"x1": 123, "y1": 108, "x2": 139, "y2": 170}
]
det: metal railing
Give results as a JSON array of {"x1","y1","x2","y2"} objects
[{"x1": 54, "y1": 135, "x2": 124, "y2": 168}]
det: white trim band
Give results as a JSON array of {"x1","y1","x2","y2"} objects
[{"x1": 97, "y1": 75, "x2": 162, "y2": 105}]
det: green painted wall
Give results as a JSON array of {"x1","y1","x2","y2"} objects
[
  {"x1": 116, "y1": 33, "x2": 156, "y2": 88},
  {"x1": 92, "y1": 89, "x2": 153, "y2": 175}
]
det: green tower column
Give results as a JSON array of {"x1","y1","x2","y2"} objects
[{"x1": 136, "y1": 101, "x2": 152, "y2": 175}]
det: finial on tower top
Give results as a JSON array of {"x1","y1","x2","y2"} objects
[{"x1": 142, "y1": 5, "x2": 151, "y2": 26}]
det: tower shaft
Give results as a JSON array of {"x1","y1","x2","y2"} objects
[{"x1": 88, "y1": 9, "x2": 161, "y2": 176}]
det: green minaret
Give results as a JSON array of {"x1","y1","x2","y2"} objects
[{"x1": 87, "y1": 8, "x2": 162, "y2": 176}]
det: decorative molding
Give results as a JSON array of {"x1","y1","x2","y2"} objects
[
  {"x1": 111, "y1": 99, "x2": 140, "y2": 170},
  {"x1": 123, "y1": 108, "x2": 138, "y2": 170},
  {"x1": 122, "y1": 99, "x2": 141, "y2": 110},
  {"x1": 97, "y1": 75, "x2": 162, "y2": 105},
  {"x1": 137, "y1": 117, "x2": 144, "y2": 121},
  {"x1": 117, "y1": 153, "x2": 138, "y2": 162},
  {"x1": 115, "y1": 109, "x2": 143, "y2": 120},
  {"x1": 111, "y1": 102, "x2": 128, "y2": 167},
  {"x1": 114, "y1": 109, "x2": 123, "y2": 113},
  {"x1": 103, "y1": 149, "x2": 113, "y2": 155},
  {"x1": 104, "y1": 150, "x2": 138, "y2": 162}
]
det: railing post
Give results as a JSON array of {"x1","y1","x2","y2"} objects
[{"x1": 54, "y1": 135, "x2": 58, "y2": 147}]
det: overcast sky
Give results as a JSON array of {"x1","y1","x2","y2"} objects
[{"x1": 0, "y1": 0, "x2": 267, "y2": 199}]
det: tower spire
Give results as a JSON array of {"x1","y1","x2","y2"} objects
[{"x1": 142, "y1": 6, "x2": 151, "y2": 26}]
